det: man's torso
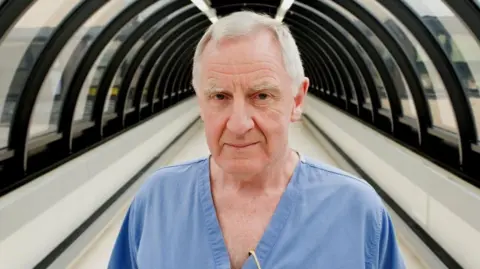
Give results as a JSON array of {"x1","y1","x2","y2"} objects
[{"x1": 119, "y1": 155, "x2": 392, "y2": 269}]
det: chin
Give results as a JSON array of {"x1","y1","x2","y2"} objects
[{"x1": 216, "y1": 157, "x2": 266, "y2": 175}]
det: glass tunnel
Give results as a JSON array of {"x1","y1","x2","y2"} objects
[{"x1": 0, "y1": 0, "x2": 479, "y2": 268}]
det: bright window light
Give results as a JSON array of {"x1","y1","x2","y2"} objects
[
  {"x1": 275, "y1": 0, "x2": 295, "y2": 21},
  {"x1": 191, "y1": 0, "x2": 209, "y2": 12}
]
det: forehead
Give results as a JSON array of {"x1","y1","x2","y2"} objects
[{"x1": 200, "y1": 29, "x2": 288, "y2": 86}]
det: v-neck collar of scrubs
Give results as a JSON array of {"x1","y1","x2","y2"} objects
[{"x1": 199, "y1": 153, "x2": 304, "y2": 269}]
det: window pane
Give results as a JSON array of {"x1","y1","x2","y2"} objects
[
  {"x1": 129, "y1": 42, "x2": 161, "y2": 109},
  {"x1": 357, "y1": 0, "x2": 458, "y2": 133},
  {"x1": 0, "y1": 0, "x2": 79, "y2": 146},
  {"x1": 403, "y1": 0, "x2": 480, "y2": 138},
  {"x1": 75, "y1": 1, "x2": 169, "y2": 120},
  {"x1": 316, "y1": 12, "x2": 380, "y2": 106},
  {"x1": 28, "y1": 1, "x2": 124, "y2": 138},
  {"x1": 326, "y1": 1, "x2": 417, "y2": 118},
  {"x1": 110, "y1": 15, "x2": 173, "y2": 111}
]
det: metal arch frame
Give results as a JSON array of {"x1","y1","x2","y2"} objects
[
  {"x1": 167, "y1": 40, "x2": 205, "y2": 107},
  {"x1": 300, "y1": 0, "x2": 402, "y2": 134},
  {"x1": 0, "y1": 0, "x2": 34, "y2": 160},
  {"x1": 290, "y1": 30, "x2": 344, "y2": 99},
  {"x1": 443, "y1": 0, "x2": 480, "y2": 47},
  {"x1": 285, "y1": 15, "x2": 365, "y2": 116},
  {"x1": 290, "y1": 28, "x2": 349, "y2": 108},
  {"x1": 298, "y1": 49, "x2": 325, "y2": 97},
  {"x1": 128, "y1": 19, "x2": 208, "y2": 120},
  {"x1": 58, "y1": 0, "x2": 171, "y2": 151},
  {"x1": 291, "y1": 2, "x2": 387, "y2": 129},
  {"x1": 141, "y1": 20, "x2": 210, "y2": 115},
  {"x1": 154, "y1": 29, "x2": 209, "y2": 110},
  {"x1": 162, "y1": 39, "x2": 204, "y2": 108},
  {"x1": 295, "y1": 38, "x2": 340, "y2": 105},
  {"x1": 377, "y1": 0, "x2": 477, "y2": 173},
  {"x1": 289, "y1": 25, "x2": 353, "y2": 110},
  {"x1": 333, "y1": 0, "x2": 432, "y2": 147},
  {"x1": 174, "y1": 55, "x2": 196, "y2": 102},
  {"x1": 0, "y1": 0, "x2": 33, "y2": 43},
  {"x1": 287, "y1": 38, "x2": 326, "y2": 96},
  {"x1": 147, "y1": 24, "x2": 210, "y2": 112},
  {"x1": 442, "y1": 0, "x2": 480, "y2": 154},
  {"x1": 116, "y1": 12, "x2": 205, "y2": 126},
  {"x1": 289, "y1": 2, "x2": 379, "y2": 121},
  {"x1": 171, "y1": 55, "x2": 192, "y2": 103},
  {"x1": 7, "y1": 1, "x2": 106, "y2": 173},
  {"x1": 299, "y1": 49, "x2": 326, "y2": 98},
  {"x1": 284, "y1": 15, "x2": 367, "y2": 115},
  {"x1": 92, "y1": 1, "x2": 195, "y2": 137}
]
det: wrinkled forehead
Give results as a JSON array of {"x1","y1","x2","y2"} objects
[{"x1": 199, "y1": 29, "x2": 289, "y2": 88}]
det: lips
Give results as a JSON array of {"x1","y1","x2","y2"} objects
[{"x1": 225, "y1": 142, "x2": 258, "y2": 148}]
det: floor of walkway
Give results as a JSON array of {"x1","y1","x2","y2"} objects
[{"x1": 68, "y1": 121, "x2": 427, "y2": 269}]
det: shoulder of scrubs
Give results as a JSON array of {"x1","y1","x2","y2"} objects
[
  {"x1": 300, "y1": 156, "x2": 406, "y2": 269},
  {"x1": 107, "y1": 157, "x2": 208, "y2": 269}
]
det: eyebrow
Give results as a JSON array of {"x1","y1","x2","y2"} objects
[
  {"x1": 250, "y1": 82, "x2": 281, "y2": 93},
  {"x1": 203, "y1": 81, "x2": 281, "y2": 96}
]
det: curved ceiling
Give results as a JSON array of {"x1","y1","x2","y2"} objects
[{"x1": 0, "y1": 0, "x2": 478, "y2": 234}]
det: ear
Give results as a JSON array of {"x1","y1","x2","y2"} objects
[{"x1": 291, "y1": 77, "x2": 309, "y2": 122}]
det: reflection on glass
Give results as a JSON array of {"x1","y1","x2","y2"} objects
[
  {"x1": 314, "y1": 9, "x2": 381, "y2": 106},
  {"x1": 357, "y1": 0, "x2": 458, "y2": 132},
  {"x1": 403, "y1": 0, "x2": 479, "y2": 138},
  {"x1": 326, "y1": 1, "x2": 417, "y2": 118},
  {"x1": 75, "y1": 1, "x2": 168, "y2": 120},
  {"x1": 28, "y1": 1, "x2": 124, "y2": 138},
  {"x1": 0, "y1": 0, "x2": 79, "y2": 146}
]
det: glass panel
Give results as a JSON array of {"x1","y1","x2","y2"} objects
[
  {"x1": 317, "y1": 12, "x2": 378, "y2": 106},
  {"x1": 75, "y1": 1, "x2": 170, "y2": 120},
  {"x1": 0, "y1": 0, "x2": 79, "y2": 146},
  {"x1": 27, "y1": 1, "x2": 124, "y2": 138},
  {"x1": 357, "y1": 0, "x2": 458, "y2": 132},
  {"x1": 111, "y1": 24, "x2": 168, "y2": 110},
  {"x1": 325, "y1": 1, "x2": 417, "y2": 118},
  {"x1": 403, "y1": 0, "x2": 480, "y2": 138}
]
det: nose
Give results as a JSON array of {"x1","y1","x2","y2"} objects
[{"x1": 226, "y1": 99, "x2": 254, "y2": 135}]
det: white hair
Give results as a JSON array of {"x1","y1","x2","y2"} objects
[{"x1": 191, "y1": 11, "x2": 305, "y2": 95}]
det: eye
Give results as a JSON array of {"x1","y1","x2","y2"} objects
[
  {"x1": 213, "y1": 93, "x2": 227, "y2": 100},
  {"x1": 255, "y1": 92, "x2": 270, "y2": 100}
]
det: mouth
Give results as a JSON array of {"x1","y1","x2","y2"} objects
[{"x1": 225, "y1": 142, "x2": 258, "y2": 149}]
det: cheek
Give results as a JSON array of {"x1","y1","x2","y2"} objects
[
  {"x1": 202, "y1": 111, "x2": 226, "y2": 147},
  {"x1": 254, "y1": 107, "x2": 291, "y2": 139}
]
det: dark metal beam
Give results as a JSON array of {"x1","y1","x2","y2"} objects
[
  {"x1": 92, "y1": 1, "x2": 195, "y2": 137},
  {"x1": 333, "y1": 0, "x2": 431, "y2": 145},
  {"x1": 118, "y1": 12, "x2": 205, "y2": 126},
  {"x1": 129, "y1": 18, "x2": 208, "y2": 119},
  {"x1": 378, "y1": 0, "x2": 477, "y2": 168},
  {"x1": 146, "y1": 25, "x2": 210, "y2": 112},
  {"x1": 299, "y1": 0, "x2": 402, "y2": 134},
  {"x1": 0, "y1": 0, "x2": 33, "y2": 43},
  {"x1": 7, "y1": 1, "x2": 107, "y2": 173},
  {"x1": 59, "y1": 0, "x2": 176, "y2": 151},
  {"x1": 291, "y1": 2, "x2": 380, "y2": 122}
]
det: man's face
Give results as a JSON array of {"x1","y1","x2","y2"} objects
[{"x1": 196, "y1": 28, "x2": 308, "y2": 175}]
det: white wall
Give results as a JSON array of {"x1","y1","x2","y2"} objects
[
  {"x1": 0, "y1": 97, "x2": 200, "y2": 269},
  {"x1": 304, "y1": 96, "x2": 480, "y2": 269}
]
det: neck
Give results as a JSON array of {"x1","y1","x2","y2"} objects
[{"x1": 210, "y1": 148, "x2": 300, "y2": 195}]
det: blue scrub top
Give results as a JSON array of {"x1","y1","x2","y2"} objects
[{"x1": 108, "y1": 154, "x2": 406, "y2": 269}]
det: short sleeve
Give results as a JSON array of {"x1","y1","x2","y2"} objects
[
  {"x1": 108, "y1": 198, "x2": 144, "y2": 269},
  {"x1": 373, "y1": 207, "x2": 406, "y2": 269}
]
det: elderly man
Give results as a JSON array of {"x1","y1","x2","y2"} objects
[{"x1": 108, "y1": 11, "x2": 405, "y2": 269}]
